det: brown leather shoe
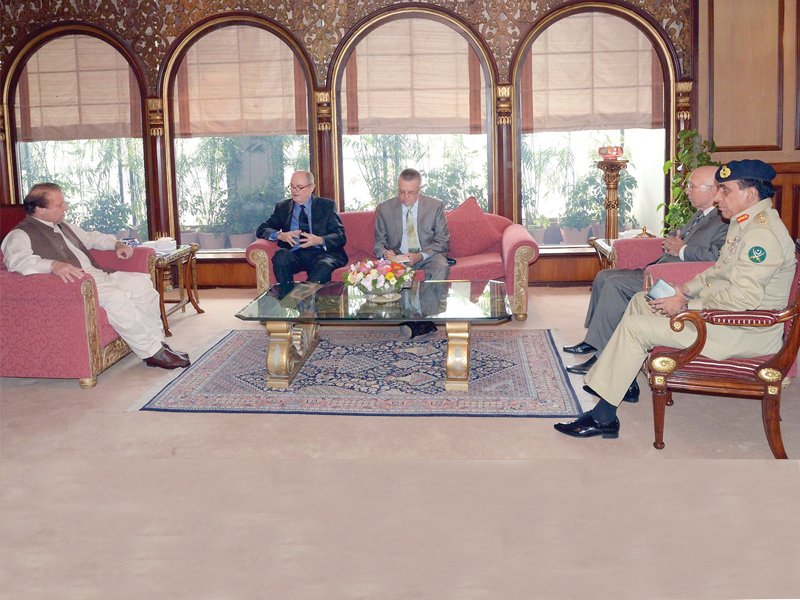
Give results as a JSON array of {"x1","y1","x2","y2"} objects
[
  {"x1": 161, "y1": 342, "x2": 189, "y2": 360},
  {"x1": 144, "y1": 347, "x2": 190, "y2": 369}
]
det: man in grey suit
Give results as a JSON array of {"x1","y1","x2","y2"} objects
[
  {"x1": 374, "y1": 168, "x2": 450, "y2": 337},
  {"x1": 563, "y1": 165, "x2": 729, "y2": 378}
]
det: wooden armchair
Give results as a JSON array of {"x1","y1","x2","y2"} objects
[{"x1": 645, "y1": 249, "x2": 800, "y2": 459}]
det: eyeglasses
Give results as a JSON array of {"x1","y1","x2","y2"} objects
[
  {"x1": 685, "y1": 183, "x2": 717, "y2": 191},
  {"x1": 287, "y1": 183, "x2": 313, "y2": 192}
]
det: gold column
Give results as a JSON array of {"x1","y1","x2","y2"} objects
[
  {"x1": 445, "y1": 322, "x2": 471, "y2": 391},
  {"x1": 596, "y1": 159, "x2": 628, "y2": 240}
]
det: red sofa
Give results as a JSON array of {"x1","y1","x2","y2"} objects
[
  {"x1": 1, "y1": 206, "x2": 156, "y2": 388},
  {"x1": 246, "y1": 197, "x2": 539, "y2": 320}
]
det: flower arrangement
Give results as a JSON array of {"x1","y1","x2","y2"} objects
[{"x1": 344, "y1": 259, "x2": 414, "y2": 296}]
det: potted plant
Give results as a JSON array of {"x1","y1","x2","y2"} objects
[
  {"x1": 196, "y1": 196, "x2": 228, "y2": 250},
  {"x1": 79, "y1": 192, "x2": 132, "y2": 237},
  {"x1": 561, "y1": 170, "x2": 639, "y2": 243},
  {"x1": 660, "y1": 129, "x2": 719, "y2": 233},
  {"x1": 527, "y1": 213, "x2": 551, "y2": 245}
]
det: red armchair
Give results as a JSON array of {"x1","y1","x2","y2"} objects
[{"x1": 0, "y1": 244, "x2": 156, "y2": 388}]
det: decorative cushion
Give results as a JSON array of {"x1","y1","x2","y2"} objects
[{"x1": 446, "y1": 197, "x2": 503, "y2": 257}]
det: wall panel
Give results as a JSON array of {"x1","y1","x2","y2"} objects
[{"x1": 709, "y1": 0, "x2": 783, "y2": 151}]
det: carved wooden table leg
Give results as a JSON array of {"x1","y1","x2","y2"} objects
[
  {"x1": 445, "y1": 322, "x2": 470, "y2": 391},
  {"x1": 265, "y1": 321, "x2": 319, "y2": 388}
]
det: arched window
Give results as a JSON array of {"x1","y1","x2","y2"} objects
[
  {"x1": 518, "y1": 12, "x2": 666, "y2": 246},
  {"x1": 170, "y1": 25, "x2": 311, "y2": 249},
  {"x1": 14, "y1": 34, "x2": 147, "y2": 240},
  {"x1": 337, "y1": 17, "x2": 491, "y2": 211}
]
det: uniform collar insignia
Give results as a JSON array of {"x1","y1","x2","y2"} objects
[{"x1": 736, "y1": 214, "x2": 750, "y2": 223}]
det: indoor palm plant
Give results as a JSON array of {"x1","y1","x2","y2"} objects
[{"x1": 660, "y1": 129, "x2": 719, "y2": 233}]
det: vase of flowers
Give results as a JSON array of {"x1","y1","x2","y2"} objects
[{"x1": 344, "y1": 258, "x2": 415, "y2": 303}]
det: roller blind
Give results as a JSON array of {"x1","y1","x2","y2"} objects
[
  {"x1": 520, "y1": 12, "x2": 664, "y2": 132},
  {"x1": 15, "y1": 35, "x2": 142, "y2": 141},
  {"x1": 172, "y1": 25, "x2": 308, "y2": 137},
  {"x1": 340, "y1": 19, "x2": 487, "y2": 135}
]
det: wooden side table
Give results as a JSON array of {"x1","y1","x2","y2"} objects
[
  {"x1": 589, "y1": 237, "x2": 616, "y2": 269},
  {"x1": 150, "y1": 243, "x2": 204, "y2": 336}
]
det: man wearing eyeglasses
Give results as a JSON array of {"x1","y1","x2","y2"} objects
[
  {"x1": 256, "y1": 170, "x2": 347, "y2": 285},
  {"x1": 561, "y1": 165, "x2": 728, "y2": 380},
  {"x1": 374, "y1": 168, "x2": 450, "y2": 339},
  {"x1": 554, "y1": 159, "x2": 794, "y2": 439}
]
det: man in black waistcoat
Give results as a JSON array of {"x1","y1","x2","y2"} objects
[{"x1": 1, "y1": 183, "x2": 189, "y2": 369}]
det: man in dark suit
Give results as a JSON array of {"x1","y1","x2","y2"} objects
[
  {"x1": 374, "y1": 168, "x2": 450, "y2": 338},
  {"x1": 562, "y1": 165, "x2": 729, "y2": 376},
  {"x1": 256, "y1": 170, "x2": 347, "y2": 284}
]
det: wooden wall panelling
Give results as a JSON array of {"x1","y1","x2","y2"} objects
[
  {"x1": 796, "y1": 0, "x2": 800, "y2": 150},
  {"x1": 528, "y1": 251, "x2": 600, "y2": 285},
  {"x1": 709, "y1": 0, "x2": 784, "y2": 151},
  {"x1": 774, "y1": 162, "x2": 800, "y2": 239},
  {"x1": 196, "y1": 258, "x2": 257, "y2": 288}
]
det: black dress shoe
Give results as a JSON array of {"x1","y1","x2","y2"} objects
[
  {"x1": 553, "y1": 412, "x2": 620, "y2": 439},
  {"x1": 400, "y1": 321, "x2": 437, "y2": 340},
  {"x1": 562, "y1": 341, "x2": 597, "y2": 355},
  {"x1": 566, "y1": 355, "x2": 597, "y2": 375},
  {"x1": 161, "y1": 342, "x2": 189, "y2": 360},
  {"x1": 144, "y1": 347, "x2": 190, "y2": 370},
  {"x1": 583, "y1": 380, "x2": 640, "y2": 403}
]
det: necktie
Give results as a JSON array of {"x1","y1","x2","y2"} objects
[
  {"x1": 406, "y1": 208, "x2": 420, "y2": 253},
  {"x1": 298, "y1": 205, "x2": 310, "y2": 234},
  {"x1": 682, "y1": 212, "x2": 704, "y2": 238}
]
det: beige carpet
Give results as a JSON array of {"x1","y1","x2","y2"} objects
[{"x1": 2, "y1": 286, "x2": 799, "y2": 599}]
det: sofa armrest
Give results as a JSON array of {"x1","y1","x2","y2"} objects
[
  {"x1": 500, "y1": 223, "x2": 539, "y2": 320},
  {"x1": 246, "y1": 239, "x2": 278, "y2": 293},
  {"x1": 0, "y1": 269, "x2": 94, "y2": 303},
  {"x1": 90, "y1": 246, "x2": 155, "y2": 274},
  {"x1": 643, "y1": 261, "x2": 713, "y2": 290},
  {"x1": 611, "y1": 237, "x2": 664, "y2": 269}
]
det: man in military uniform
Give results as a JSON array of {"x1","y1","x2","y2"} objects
[
  {"x1": 562, "y1": 165, "x2": 728, "y2": 376},
  {"x1": 554, "y1": 159, "x2": 796, "y2": 439}
]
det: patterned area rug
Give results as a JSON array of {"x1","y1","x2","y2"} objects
[{"x1": 142, "y1": 329, "x2": 580, "y2": 417}]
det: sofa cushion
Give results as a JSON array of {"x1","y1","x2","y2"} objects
[
  {"x1": 446, "y1": 197, "x2": 503, "y2": 258},
  {"x1": 448, "y1": 252, "x2": 504, "y2": 281}
]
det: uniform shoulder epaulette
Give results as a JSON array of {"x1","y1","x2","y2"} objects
[{"x1": 756, "y1": 212, "x2": 768, "y2": 224}]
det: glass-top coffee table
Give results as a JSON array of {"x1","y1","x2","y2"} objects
[{"x1": 236, "y1": 280, "x2": 511, "y2": 391}]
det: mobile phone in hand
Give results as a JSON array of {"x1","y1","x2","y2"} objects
[{"x1": 645, "y1": 278, "x2": 676, "y2": 301}]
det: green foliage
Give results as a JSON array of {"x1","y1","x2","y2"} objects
[
  {"x1": 424, "y1": 138, "x2": 487, "y2": 210},
  {"x1": 17, "y1": 137, "x2": 148, "y2": 237},
  {"x1": 226, "y1": 188, "x2": 277, "y2": 234},
  {"x1": 560, "y1": 169, "x2": 639, "y2": 230},
  {"x1": 660, "y1": 129, "x2": 719, "y2": 233},
  {"x1": 79, "y1": 192, "x2": 131, "y2": 234},
  {"x1": 345, "y1": 134, "x2": 425, "y2": 208},
  {"x1": 529, "y1": 213, "x2": 551, "y2": 228},
  {"x1": 519, "y1": 136, "x2": 575, "y2": 228}
]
